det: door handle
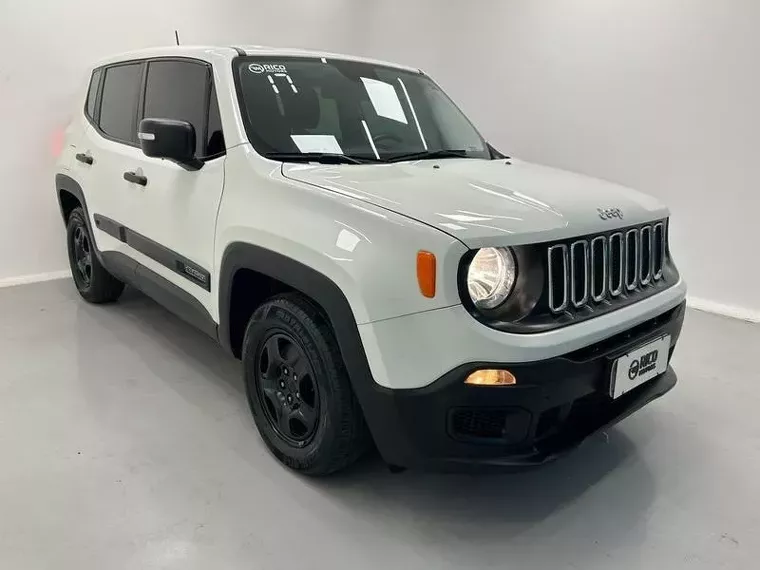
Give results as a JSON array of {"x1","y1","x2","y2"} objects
[
  {"x1": 123, "y1": 171, "x2": 147, "y2": 186},
  {"x1": 75, "y1": 153, "x2": 93, "y2": 165}
]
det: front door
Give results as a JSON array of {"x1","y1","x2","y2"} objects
[{"x1": 116, "y1": 59, "x2": 227, "y2": 319}]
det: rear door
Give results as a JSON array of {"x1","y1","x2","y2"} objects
[
  {"x1": 81, "y1": 60, "x2": 146, "y2": 258},
  {"x1": 117, "y1": 58, "x2": 226, "y2": 316},
  {"x1": 60, "y1": 68, "x2": 102, "y2": 176}
]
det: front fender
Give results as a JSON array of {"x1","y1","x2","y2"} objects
[
  {"x1": 216, "y1": 146, "x2": 468, "y2": 326},
  {"x1": 216, "y1": 241, "x2": 417, "y2": 462},
  {"x1": 217, "y1": 242, "x2": 361, "y2": 355}
]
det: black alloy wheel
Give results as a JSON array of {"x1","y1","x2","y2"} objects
[
  {"x1": 255, "y1": 332, "x2": 320, "y2": 445},
  {"x1": 65, "y1": 206, "x2": 124, "y2": 303},
  {"x1": 242, "y1": 294, "x2": 371, "y2": 475},
  {"x1": 71, "y1": 224, "x2": 93, "y2": 287}
]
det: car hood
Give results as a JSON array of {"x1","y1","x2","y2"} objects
[{"x1": 282, "y1": 158, "x2": 669, "y2": 247}]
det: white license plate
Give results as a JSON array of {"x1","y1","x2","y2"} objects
[{"x1": 610, "y1": 335, "x2": 671, "y2": 399}]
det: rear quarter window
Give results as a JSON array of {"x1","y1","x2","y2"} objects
[{"x1": 85, "y1": 68, "x2": 102, "y2": 121}]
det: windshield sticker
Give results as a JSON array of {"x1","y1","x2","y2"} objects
[
  {"x1": 291, "y1": 135, "x2": 344, "y2": 155},
  {"x1": 248, "y1": 63, "x2": 288, "y2": 74},
  {"x1": 361, "y1": 77, "x2": 408, "y2": 124},
  {"x1": 249, "y1": 62, "x2": 299, "y2": 94}
]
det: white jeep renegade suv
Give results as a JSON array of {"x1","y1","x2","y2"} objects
[{"x1": 55, "y1": 45, "x2": 687, "y2": 474}]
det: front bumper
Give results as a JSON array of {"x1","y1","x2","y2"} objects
[{"x1": 363, "y1": 301, "x2": 685, "y2": 470}]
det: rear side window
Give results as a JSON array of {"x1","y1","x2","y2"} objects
[
  {"x1": 99, "y1": 63, "x2": 143, "y2": 143},
  {"x1": 143, "y1": 60, "x2": 211, "y2": 156},
  {"x1": 85, "y1": 68, "x2": 102, "y2": 121}
]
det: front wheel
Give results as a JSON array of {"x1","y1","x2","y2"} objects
[
  {"x1": 66, "y1": 207, "x2": 124, "y2": 303},
  {"x1": 242, "y1": 293, "x2": 370, "y2": 475}
]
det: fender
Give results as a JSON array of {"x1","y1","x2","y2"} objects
[
  {"x1": 55, "y1": 173, "x2": 85, "y2": 222},
  {"x1": 217, "y1": 242, "x2": 414, "y2": 462},
  {"x1": 55, "y1": 173, "x2": 107, "y2": 266},
  {"x1": 218, "y1": 242, "x2": 367, "y2": 364}
]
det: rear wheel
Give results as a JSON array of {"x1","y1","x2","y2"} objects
[
  {"x1": 242, "y1": 293, "x2": 370, "y2": 475},
  {"x1": 66, "y1": 207, "x2": 124, "y2": 303}
]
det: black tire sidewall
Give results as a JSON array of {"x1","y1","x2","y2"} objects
[
  {"x1": 65, "y1": 207, "x2": 124, "y2": 303},
  {"x1": 242, "y1": 299, "x2": 349, "y2": 471},
  {"x1": 66, "y1": 209, "x2": 92, "y2": 294}
]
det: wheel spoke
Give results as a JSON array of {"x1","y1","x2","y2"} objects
[
  {"x1": 259, "y1": 369, "x2": 280, "y2": 393},
  {"x1": 294, "y1": 403, "x2": 317, "y2": 429},
  {"x1": 283, "y1": 342, "x2": 310, "y2": 382},
  {"x1": 278, "y1": 407, "x2": 295, "y2": 438},
  {"x1": 261, "y1": 384, "x2": 281, "y2": 409},
  {"x1": 265, "y1": 336, "x2": 284, "y2": 368},
  {"x1": 256, "y1": 331, "x2": 320, "y2": 443},
  {"x1": 291, "y1": 354, "x2": 310, "y2": 384}
]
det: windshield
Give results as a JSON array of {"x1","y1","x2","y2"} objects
[{"x1": 234, "y1": 56, "x2": 491, "y2": 162}]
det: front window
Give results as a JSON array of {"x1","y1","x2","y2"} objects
[{"x1": 234, "y1": 56, "x2": 491, "y2": 162}]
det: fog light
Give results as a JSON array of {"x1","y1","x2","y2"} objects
[{"x1": 465, "y1": 369, "x2": 517, "y2": 386}]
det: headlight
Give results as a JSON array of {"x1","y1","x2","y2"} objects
[{"x1": 467, "y1": 247, "x2": 517, "y2": 309}]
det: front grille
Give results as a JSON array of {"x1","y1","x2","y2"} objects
[{"x1": 547, "y1": 221, "x2": 667, "y2": 314}]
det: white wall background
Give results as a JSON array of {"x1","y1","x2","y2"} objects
[{"x1": 1, "y1": 0, "x2": 758, "y2": 317}]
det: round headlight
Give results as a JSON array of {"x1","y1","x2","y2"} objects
[{"x1": 467, "y1": 247, "x2": 517, "y2": 310}]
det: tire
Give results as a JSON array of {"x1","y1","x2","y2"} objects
[
  {"x1": 66, "y1": 207, "x2": 125, "y2": 304},
  {"x1": 242, "y1": 293, "x2": 371, "y2": 475}
]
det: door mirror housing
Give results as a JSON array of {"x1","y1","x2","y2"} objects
[{"x1": 138, "y1": 118, "x2": 203, "y2": 170}]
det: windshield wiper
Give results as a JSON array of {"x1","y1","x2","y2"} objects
[
  {"x1": 384, "y1": 149, "x2": 470, "y2": 163},
  {"x1": 264, "y1": 152, "x2": 370, "y2": 165}
]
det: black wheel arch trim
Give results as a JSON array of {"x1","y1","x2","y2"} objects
[
  {"x1": 218, "y1": 243, "x2": 365, "y2": 360},
  {"x1": 56, "y1": 173, "x2": 107, "y2": 266},
  {"x1": 56, "y1": 173, "x2": 86, "y2": 221},
  {"x1": 217, "y1": 242, "x2": 410, "y2": 461}
]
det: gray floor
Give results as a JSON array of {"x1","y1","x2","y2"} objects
[{"x1": 0, "y1": 280, "x2": 758, "y2": 569}]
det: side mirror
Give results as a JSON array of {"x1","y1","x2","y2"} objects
[{"x1": 138, "y1": 118, "x2": 202, "y2": 170}]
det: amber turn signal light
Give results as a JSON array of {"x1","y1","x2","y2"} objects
[
  {"x1": 417, "y1": 251, "x2": 436, "y2": 298},
  {"x1": 465, "y1": 369, "x2": 517, "y2": 386}
]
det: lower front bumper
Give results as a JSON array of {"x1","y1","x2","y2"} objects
[{"x1": 363, "y1": 301, "x2": 685, "y2": 470}]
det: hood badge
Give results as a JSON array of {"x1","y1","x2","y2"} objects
[{"x1": 598, "y1": 207, "x2": 624, "y2": 220}]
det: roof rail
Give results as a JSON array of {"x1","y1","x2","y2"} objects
[{"x1": 231, "y1": 46, "x2": 246, "y2": 56}]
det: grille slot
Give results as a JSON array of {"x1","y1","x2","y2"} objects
[
  {"x1": 590, "y1": 236, "x2": 607, "y2": 302},
  {"x1": 546, "y1": 221, "x2": 667, "y2": 314},
  {"x1": 625, "y1": 229, "x2": 639, "y2": 291},
  {"x1": 653, "y1": 222, "x2": 665, "y2": 279},
  {"x1": 570, "y1": 241, "x2": 589, "y2": 307},
  {"x1": 640, "y1": 225, "x2": 653, "y2": 285},
  {"x1": 609, "y1": 232, "x2": 624, "y2": 296},
  {"x1": 547, "y1": 244, "x2": 569, "y2": 313}
]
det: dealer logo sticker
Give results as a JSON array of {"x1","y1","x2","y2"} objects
[
  {"x1": 248, "y1": 63, "x2": 288, "y2": 74},
  {"x1": 628, "y1": 349, "x2": 659, "y2": 380}
]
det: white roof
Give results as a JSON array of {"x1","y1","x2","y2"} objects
[{"x1": 93, "y1": 45, "x2": 419, "y2": 73}]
